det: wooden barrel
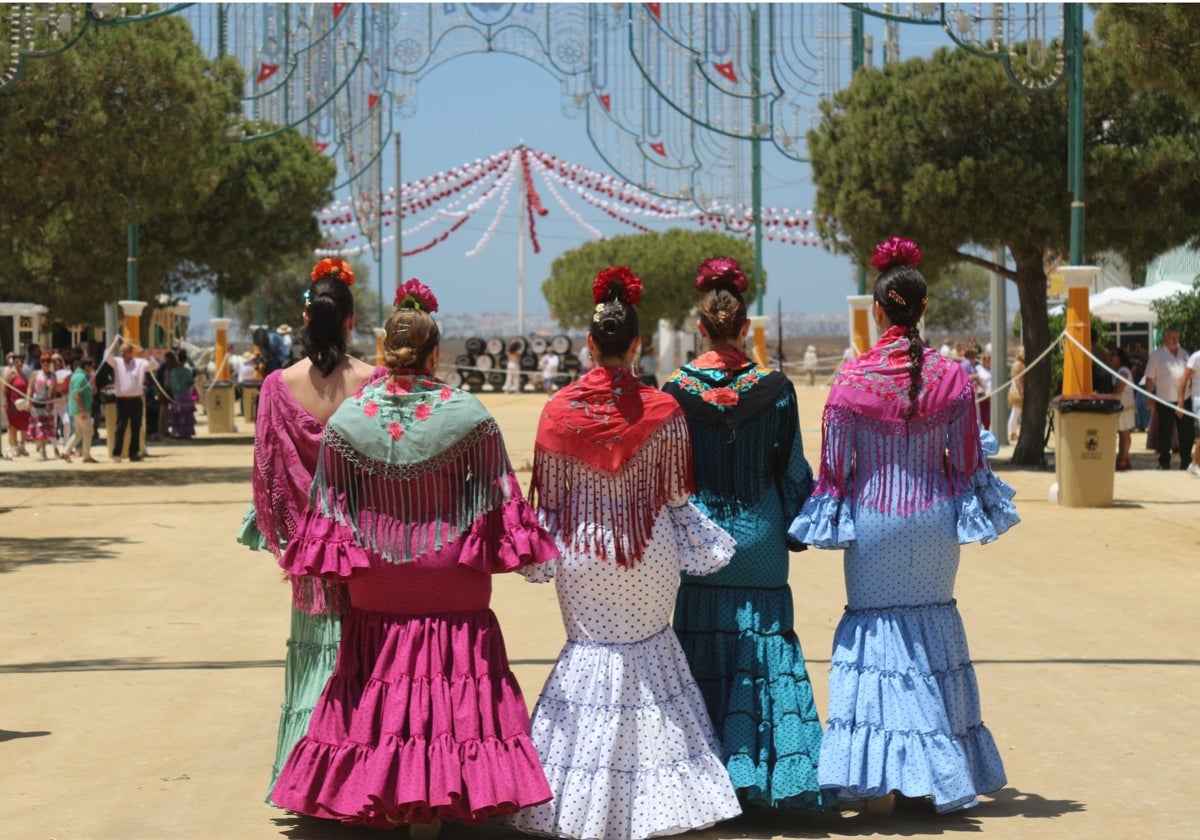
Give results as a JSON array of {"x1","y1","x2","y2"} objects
[
  {"x1": 465, "y1": 337, "x2": 486, "y2": 355},
  {"x1": 462, "y1": 370, "x2": 485, "y2": 391},
  {"x1": 529, "y1": 336, "x2": 547, "y2": 354},
  {"x1": 454, "y1": 353, "x2": 474, "y2": 374},
  {"x1": 485, "y1": 337, "x2": 504, "y2": 355},
  {"x1": 474, "y1": 353, "x2": 493, "y2": 371},
  {"x1": 550, "y1": 334, "x2": 572, "y2": 354},
  {"x1": 506, "y1": 336, "x2": 527, "y2": 355},
  {"x1": 561, "y1": 352, "x2": 581, "y2": 372},
  {"x1": 486, "y1": 371, "x2": 506, "y2": 390},
  {"x1": 520, "y1": 352, "x2": 538, "y2": 371},
  {"x1": 444, "y1": 370, "x2": 463, "y2": 389}
]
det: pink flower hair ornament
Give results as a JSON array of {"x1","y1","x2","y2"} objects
[
  {"x1": 592, "y1": 266, "x2": 643, "y2": 306},
  {"x1": 870, "y1": 237, "x2": 922, "y2": 272},
  {"x1": 394, "y1": 278, "x2": 439, "y2": 313},
  {"x1": 695, "y1": 257, "x2": 749, "y2": 294}
]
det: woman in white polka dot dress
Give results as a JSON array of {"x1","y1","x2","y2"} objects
[
  {"x1": 790, "y1": 238, "x2": 1020, "y2": 815},
  {"x1": 506, "y1": 267, "x2": 743, "y2": 840}
]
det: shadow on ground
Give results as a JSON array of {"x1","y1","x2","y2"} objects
[
  {"x1": 0, "y1": 536, "x2": 132, "y2": 574},
  {"x1": 1, "y1": 465, "x2": 251, "y2": 489},
  {"x1": 0, "y1": 657, "x2": 281, "y2": 674}
]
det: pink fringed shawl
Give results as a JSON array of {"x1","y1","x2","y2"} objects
[
  {"x1": 531, "y1": 365, "x2": 694, "y2": 567},
  {"x1": 815, "y1": 327, "x2": 985, "y2": 516}
]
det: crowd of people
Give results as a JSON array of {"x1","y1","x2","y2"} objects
[{"x1": 240, "y1": 245, "x2": 1020, "y2": 838}]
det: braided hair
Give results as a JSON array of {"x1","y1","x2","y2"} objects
[{"x1": 870, "y1": 238, "x2": 928, "y2": 420}]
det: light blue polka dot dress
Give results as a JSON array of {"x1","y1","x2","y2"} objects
[{"x1": 790, "y1": 336, "x2": 1019, "y2": 813}]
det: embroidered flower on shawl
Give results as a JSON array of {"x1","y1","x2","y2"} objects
[
  {"x1": 387, "y1": 376, "x2": 411, "y2": 394},
  {"x1": 415, "y1": 402, "x2": 432, "y2": 421},
  {"x1": 362, "y1": 400, "x2": 379, "y2": 418},
  {"x1": 388, "y1": 421, "x2": 404, "y2": 440},
  {"x1": 702, "y1": 387, "x2": 739, "y2": 407},
  {"x1": 439, "y1": 386, "x2": 453, "y2": 402},
  {"x1": 422, "y1": 378, "x2": 440, "y2": 389}
]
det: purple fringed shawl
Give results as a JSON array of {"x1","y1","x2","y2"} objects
[
  {"x1": 531, "y1": 365, "x2": 694, "y2": 568},
  {"x1": 814, "y1": 327, "x2": 985, "y2": 516}
]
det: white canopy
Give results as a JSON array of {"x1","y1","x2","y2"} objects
[{"x1": 1050, "y1": 281, "x2": 1193, "y2": 323}]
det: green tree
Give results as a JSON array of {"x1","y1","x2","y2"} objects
[
  {"x1": 807, "y1": 44, "x2": 1200, "y2": 465},
  {"x1": 0, "y1": 14, "x2": 334, "y2": 335},
  {"x1": 1095, "y1": 5, "x2": 1200, "y2": 104},
  {"x1": 1151, "y1": 281, "x2": 1200, "y2": 353},
  {"x1": 542, "y1": 228, "x2": 759, "y2": 342},
  {"x1": 924, "y1": 263, "x2": 991, "y2": 335}
]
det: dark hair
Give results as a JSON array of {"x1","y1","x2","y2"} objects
[
  {"x1": 874, "y1": 264, "x2": 928, "y2": 419},
  {"x1": 383, "y1": 307, "x2": 440, "y2": 372},
  {"x1": 298, "y1": 276, "x2": 355, "y2": 376},
  {"x1": 80, "y1": 356, "x2": 95, "y2": 368},
  {"x1": 589, "y1": 291, "x2": 640, "y2": 360},
  {"x1": 698, "y1": 287, "x2": 748, "y2": 344}
]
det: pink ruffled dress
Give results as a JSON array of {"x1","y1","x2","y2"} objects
[{"x1": 270, "y1": 372, "x2": 557, "y2": 828}]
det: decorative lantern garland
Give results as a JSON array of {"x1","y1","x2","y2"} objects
[{"x1": 315, "y1": 145, "x2": 827, "y2": 258}]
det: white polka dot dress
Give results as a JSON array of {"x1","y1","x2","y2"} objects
[{"x1": 506, "y1": 501, "x2": 743, "y2": 840}]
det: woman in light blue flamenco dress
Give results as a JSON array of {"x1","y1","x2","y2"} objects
[
  {"x1": 790, "y1": 237, "x2": 1020, "y2": 816},
  {"x1": 663, "y1": 257, "x2": 829, "y2": 812}
]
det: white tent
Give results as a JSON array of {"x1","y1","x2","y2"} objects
[{"x1": 1050, "y1": 280, "x2": 1192, "y2": 323}]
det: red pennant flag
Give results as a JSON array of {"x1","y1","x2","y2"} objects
[
  {"x1": 315, "y1": 142, "x2": 329, "y2": 153},
  {"x1": 647, "y1": 3, "x2": 661, "y2": 19},
  {"x1": 714, "y1": 62, "x2": 738, "y2": 83},
  {"x1": 256, "y1": 63, "x2": 280, "y2": 84},
  {"x1": 599, "y1": 93, "x2": 611, "y2": 111},
  {"x1": 649, "y1": 142, "x2": 666, "y2": 157},
  {"x1": 332, "y1": 3, "x2": 347, "y2": 21},
  {"x1": 368, "y1": 93, "x2": 380, "y2": 110}
]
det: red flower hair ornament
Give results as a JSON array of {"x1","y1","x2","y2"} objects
[
  {"x1": 394, "y1": 278, "x2": 439, "y2": 313},
  {"x1": 310, "y1": 257, "x2": 355, "y2": 286},
  {"x1": 695, "y1": 257, "x2": 749, "y2": 294},
  {"x1": 592, "y1": 266, "x2": 643, "y2": 306},
  {"x1": 870, "y1": 237, "x2": 922, "y2": 272}
]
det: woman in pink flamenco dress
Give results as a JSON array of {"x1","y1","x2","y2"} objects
[
  {"x1": 270, "y1": 279, "x2": 557, "y2": 832},
  {"x1": 238, "y1": 259, "x2": 381, "y2": 795}
]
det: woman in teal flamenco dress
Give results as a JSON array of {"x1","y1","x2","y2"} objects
[
  {"x1": 790, "y1": 238, "x2": 1019, "y2": 815},
  {"x1": 663, "y1": 257, "x2": 829, "y2": 812},
  {"x1": 237, "y1": 259, "x2": 381, "y2": 796}
]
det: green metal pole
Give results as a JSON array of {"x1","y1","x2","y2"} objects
[
  {"x1": 1067, "y1": 3, "x2": 1085, "y2": 265},
  {"x1": 851, "y1": 8, "x2": 868, "y2": 295},
  {"x1": 215, "y1": 2, "x2": 228, "y2": 319},
  {"x1": 750, "y1": 4, "x2": 764, "y2": 317},
  {"x1": 126, "y1": 201, "x2": 138, "y2": 300}
]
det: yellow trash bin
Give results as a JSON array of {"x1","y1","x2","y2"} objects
[
  {"x1": 1054, "y1": 395, "x2": 1122, "y2": 508},
  {"x1": 240, "y1": 381, "x2": 261, "y2": 423},
  {"x1": 205, "y1": 381, "x2": 236, "y2": 434}
]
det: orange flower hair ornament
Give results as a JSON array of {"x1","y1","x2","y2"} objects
[{"x1": 310, "y1": 257, "x2": 355, "y2": 286}]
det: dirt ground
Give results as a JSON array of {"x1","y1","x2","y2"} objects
[{"x1": 1, "y1": 382, "x2": 1197, "y2": 840}]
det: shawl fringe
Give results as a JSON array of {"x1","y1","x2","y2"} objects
[
  {"x1": 814, "y1": 382, "x2": 979, "y2": 517},
  {"x1": 313, "y1": 418, "x2": 514, "y2": 564},
  {"x1": 531, "y1": 411, "x2": 694, "y2": 567}
]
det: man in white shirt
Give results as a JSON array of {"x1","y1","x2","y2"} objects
[
  {"x1": 1144, "y1": 327, "x2": 1194, "y2": 471},
  {"x1": 539, "y1": 350, "x2": 560, "y2": 393},
  {"x1": 101, "y1": 335, "x2": 160, "y2": 462},
  {"x1": 1176, "y1": 347, "x2": 1200, "y2": 476}
]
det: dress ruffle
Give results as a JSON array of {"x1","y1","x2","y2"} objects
[
  {"x1": 457, "y1": 490, "x2": 559, "y2": 575},
  {"x1": 236, "y1": 504, "x2": 269, "y2": 552},
  {"x1": 674, "y1": 584, "x2": 828, "y2": 810},
  {"x1": 266, "y1": 607, "x2": 342, "y2": 800},
  {"x1": 817, "y1": 601, "x2": 1006, "y2": 813},
  {"x1": 271, "y1": 607, "x2": 550, "y2": 826},
  {"x1": 788, "y1": 493, "x2": 856, "y2": 549},
  {"x1": 668, "y1": 500, "x2": 737, "y2": 575},
  {"x1": 954, "y1": 468, "x2": 1020, "y2": 545},
  {"x1": 506, "y1": 628, "x2": 741, "y2": 840},
  {"x1": 278, "y1": 509, "x2": 372, "y2": 579}
]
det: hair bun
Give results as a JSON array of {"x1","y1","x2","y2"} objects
[{"x1": 870, "y1": 237, "x2": 922, "y2": 272}]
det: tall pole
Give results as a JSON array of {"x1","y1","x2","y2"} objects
[
  {"x1": 517, "y1": 159, "x2": 527, "y2": 338},
  {"x1": 851, "y1": 7, "x2": 868, "y2": 295},
  {"x1": 749, "y1": 4, "x2": 764, "y2": 317},
  {"x1": 1066, "y1": 3, "x2": 1085, "y2": 265},
  {"x1": 214, "y1": 2, "x2": 227, "y2": 319},
  {"x1": 990, "y1": 248, "x2": 1007, "y2": 437},
  {"x1": 125, "y1": 201, "x2": 138, "y2": 301},
  {"x1": 395, "y1": 131, "x2": 403, "y2": 292},
  {"x1": 376, "y1": 106, "x2": 384, "y2": 329}
]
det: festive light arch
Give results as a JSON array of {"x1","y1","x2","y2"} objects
[{"x1": 313, "y1": 146, "x2": 826, "y2": 259}]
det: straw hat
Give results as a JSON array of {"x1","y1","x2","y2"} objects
[
  {"x1": 241, "y1": 350, "x2": 255, "y2": 361},
  {"x1": 276, "y1": 324, "x2": 292, "y2": 335}
]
